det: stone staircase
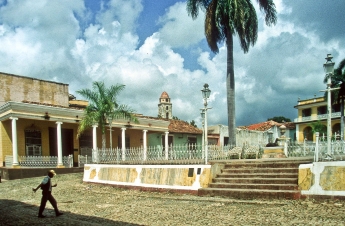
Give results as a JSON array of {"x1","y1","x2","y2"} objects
[{"x1": 198, "y1": 159, "x2": 313, "y2": 200}]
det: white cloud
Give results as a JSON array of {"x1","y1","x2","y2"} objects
[{"x1": 157, "y1": 2, "x2": 204, "y2": 48}]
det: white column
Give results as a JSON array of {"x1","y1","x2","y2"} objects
[
  {"x1": 121, "y1": 128, "x2": 126, "y2": 161},
  {"x1": 56, "y1": 121, "x2": 63, "y2": 167},
  {"x1": 10, "y1": 117, "x2": 19, "y2": 167},
  {"x1": 92, "y1": 125, "x2": 98, "y2": 150},
  {"x1": 165, "y1": 131, "x2": 169, "y2": 160},
  {"x1": 143, "y1": 130, "x2": 147, "y2": 161}
]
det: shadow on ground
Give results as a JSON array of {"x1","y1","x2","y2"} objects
[{"x1": 0, "y1": 199, "x2": 143, "y2": 226}]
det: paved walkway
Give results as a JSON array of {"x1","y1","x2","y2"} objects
[{"x1": 0, "y1": 172, "x2": 344, "y2": 225}]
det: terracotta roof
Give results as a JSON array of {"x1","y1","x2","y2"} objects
[
  {"x1": 168, "y1": 119, "x2": 202, "y2": 134},
  {"x1": 160, "y1": 91, "x2": 169, "y2": 99},
  {"x1": 238, "y1": 120, "x2": 295, "y2": 131}
]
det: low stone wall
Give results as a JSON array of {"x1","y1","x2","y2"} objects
[
  {"x1": 299, "y1": 161, "x2": 345, "y2": 198},
  {"x1": 83, "y1": 164, "x2": 211, "y2": 193}
]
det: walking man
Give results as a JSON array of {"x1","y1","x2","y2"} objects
[{"x1": 33, "y1": 170, "x2": 63, "y2": 218}]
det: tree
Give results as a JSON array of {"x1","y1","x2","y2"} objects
[
  {"x1": 187, "y1": 0, "x2": 277, "y2": 145},
  {"x1": 190, "y1": 120, "x2": 198, "y2": 128},
  {"x1": 267, "y1": 116, "x2": 291, "y2": 123},
  {"x1": 323, "y1": 58, "x2": 345, "y2": 139},
  {"x1": 310, "y1": 121, "x2": 327, "y2": 135},
  {"x1": 77, "y1": 81, "x2": 137, "y2": 149}
]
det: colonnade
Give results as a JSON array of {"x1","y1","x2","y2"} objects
[{"x1": 10, "y1": 118, "x2": 169, "y2": 167}]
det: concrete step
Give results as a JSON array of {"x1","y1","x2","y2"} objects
[
  {"x1": 213, "y1": 177, "x2": 298, "y2": 184},
  {"x1": 217, "y1": 173, "x2": 298, "y2": 179},
  {"x1": 222, "y1": 168, "x2": 298, "y2": 174},
  {"x1": 208, "y1": 183, "x2": 299, "y2": 190},
  {"x1": 223, "y1": 161, "x2": 309, "y2": 169},
  {"x1": 198, "y1": 188, "x2": 302, "y2": 200}
]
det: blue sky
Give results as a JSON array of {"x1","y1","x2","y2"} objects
[{"x1": 0, "y1": 0, "x2": 344, "y2": 128}]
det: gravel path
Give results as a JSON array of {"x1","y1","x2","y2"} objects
[{"x1": 1, "y1": 172, "x2": 345, "y2": 225}]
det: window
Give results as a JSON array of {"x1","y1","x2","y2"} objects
[
  {"x1": 166, "y1": 106, "x2": 169, "y2": 110},
  {"x1": 317, "y1": 106, "x2": 327, "y2": 115},
  {"x1": 188, "y1": 137, "x2": 197, "y2": 145},
  {"x1": 302, "y1": 108, "x2": 311, "y2": 117},
  {"x1": 333, "y1": 104, "x2": 340, "y2": 112},
  {"x1": 25, "y1": 130, "x2": 42, "y2": 156}
]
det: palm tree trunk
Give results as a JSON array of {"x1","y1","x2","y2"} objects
[
  {"x1": 226, "y1": 31, "x2": 236, "y2": 145},
  {"x1": 341, "y1": 97, "x2": 344, "y2": 140},
  {"x1": 102, "y1": 133, "x2": 106, "y2": 149}
]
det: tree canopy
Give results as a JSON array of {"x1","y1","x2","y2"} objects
[
  {"x1": 267, "y1": 116, "x2": 291, "y2": 123},
  {"x1": 77, "y1": 81, "x2": 137, "y2": 149}
]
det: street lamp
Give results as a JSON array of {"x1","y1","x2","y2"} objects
[
  {"x1": 201, "y1": 83, "x2": 211, "y2": 164},
  {"x1": 323, "y1": 54, "x2": 335, "y2": 160},
  {"x1": 107, "y1": 113, "x2": 114, "y2": 149},
  {"x1": 200, "y1": 109, "x2": 205, "y2": 159}
]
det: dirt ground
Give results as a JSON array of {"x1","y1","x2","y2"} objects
[{"x1": 1, "y1": 172, "x2": 345, "y2": 225}]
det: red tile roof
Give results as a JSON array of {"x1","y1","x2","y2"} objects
[
  {"x1": 238, "y1": 120, "x2": 295, "y2": 131},
  {"x1": 168, "y1": 120, "x2": 202, "y2": 134}
]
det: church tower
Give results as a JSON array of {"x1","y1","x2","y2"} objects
[{"x1": 158, "y1": 91, "x2": 172, "y2": 119}]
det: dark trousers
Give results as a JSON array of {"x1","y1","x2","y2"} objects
[{"x1": 38, "y1": 191, "x2": 59, "y2": 216}]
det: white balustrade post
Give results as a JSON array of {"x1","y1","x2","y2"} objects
[
  {"x1": 56, "y1": 121, "x2": 64, "y2": 167},
  {"x1": 121, "y1": 128, "x2": 126, "y2": 161},
  {"x1": 10, "y1": 117, "x2": 19, "y2": 167},
  {"x1": 165, "y1": 131, "x2": 169, "y2": 160},
  {"x1": 92, "y1": 125, "x2": 98, "y2": 150},
  {"x1": 315, "y1": 132, "x2": 319, "y2": 162},
  {"x1": 143, "y1": 130, "x2": 147, "y2": 161}
]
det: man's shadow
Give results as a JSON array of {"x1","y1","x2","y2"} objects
[{"x1": 0, "y1": 199, "x2": 143, "y2": 225}]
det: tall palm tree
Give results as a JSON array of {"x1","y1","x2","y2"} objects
[
  {"x1": 77, "y1": 81, "x2": 138, "y2": 149},
  {"x1": 324, "y1": 58, "x2": 345, "y2": 139},
  {"x1": 187, "y1": 0, "x2": 277, "y2": 145}
]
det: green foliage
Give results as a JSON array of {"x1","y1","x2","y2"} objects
[
  {"x1": 76, "y1": 81, "x2": 137, "y2": 148},
  {"x1": 186, "y1": 0, "x2": 277, "y2": 54},
  {"x1": 267, "y1": 116, "x2": 291, "y2": 123},
  {"x1": 310, "y1": 121, "x2": 327, "y2": 134},
  {"x1": 190, "y1": 120, "x2": 197, "y2": 128},
  {"x1": 172, "y1": 116, "x2": 180, "y2": 120}
]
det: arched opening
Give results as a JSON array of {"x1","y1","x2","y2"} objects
[
  {"x1": 333, "y1": 123, "x2": 341, "y2": 140},
  {"x1": 303, "y1": 126, "x2": 313, "y2": 141}
]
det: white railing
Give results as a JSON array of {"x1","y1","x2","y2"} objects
[
  {"x1": 90, "y1": 144, "x2": 261, "y2": 165},
  {"x1": 78, "y1": 155, "x2": 90, "y2": 167},
  {"x1": 5, "y1": 155, "x2": 73, "y2": 168},
  {"x1": 287, "y1": 140, "x2": 345, "y2": 161},
  {"x1": 294, "y1": 112, "x2": 341, "y2": 122}
]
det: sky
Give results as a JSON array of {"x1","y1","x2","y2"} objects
[{"x1": 0, "y1": 0, "x2": 344, "y2": 128}]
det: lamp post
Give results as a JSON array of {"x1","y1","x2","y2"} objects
[
  {"x1": 323, "y1": 54, "x2": 335, "y2": 160},
  {"x1": 107, "y1": 113, "x2": 114, "y2": 149},
  {"x1": 201, "y1": 83, "x2": 211, "y2": 164},
  {"x1": 200, "y1": 109, "x2": 205, "y2": 160}
]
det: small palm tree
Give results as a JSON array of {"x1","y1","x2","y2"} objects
[
  {"x1": 187, "y1": 0, "x2": 277, "y2": 145},
  {"x1": 77, "y1": 81, "x2": 138, "y2": 149}
]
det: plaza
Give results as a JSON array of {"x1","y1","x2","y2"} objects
[{"x1": 0, "y1": 172, "x2": 344, "y2": 225}]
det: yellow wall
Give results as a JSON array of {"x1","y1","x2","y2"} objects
[
  {"x1": 98, "y1": 127, "x2": 147, "y2": 148},
  {"x1": 0, "y1": 121, "x2": 12, "y2": 166}
]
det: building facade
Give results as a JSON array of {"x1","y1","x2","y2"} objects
[
  {"x1": 294, "y1": 96, "x2": 342, "y2": 142},
  {"x1": 0, "y1": 72, "x2": 170, "y2": 167}
]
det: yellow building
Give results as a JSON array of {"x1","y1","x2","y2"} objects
[
  {"x1": 0, "y1": 72, "x2": 170, "y2": 167},
  {"x1": 294, "y1": 95, "x2": 342, "y2": 142}
]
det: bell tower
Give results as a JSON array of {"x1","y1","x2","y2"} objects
[{"x1": 158, "y1": 91, "x2": 172, "y2": 119}]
